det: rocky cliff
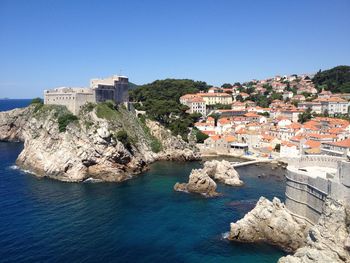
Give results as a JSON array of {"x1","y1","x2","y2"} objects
[
  {"x1": 279, "y1": 198, "x2": 350, "y2": 263},
  {"x1": 0, "y1": 103, "x2": 199, "y2": 182},
  {"x1": 229, "y1": 196, "x2": 350, "y2": 262},
  {"x1": 229, "y1": 197, "x2": 309, "y2": 252}
]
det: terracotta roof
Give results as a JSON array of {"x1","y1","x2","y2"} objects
[
  {"x1": 326, "y1": 138, "x2": 350, "y2": 148},
  {"x1": 224, "y1": 135, "x2": 236, "y2": 143},
  {"x1": 235, "y1": 128, "x2": 247, "y2": 134},
  {"x1": 244, "y1": 112, "x2": 260, "y2": 117},
  {"x1": 202, "y1": 130, "x2": 215, "y2": 135},
  {"x1": 188, "y1": 96, "x2": 204, "y2": 103},
  {"x1": 197, "y1": 92, "x2": 231, "y2": 97},
  {"x1": 305, "y1": 140, "x2": 321, "y2": 148},
  {"x1": 281, "y1": 141, "x2": 296, "y2": 147}
]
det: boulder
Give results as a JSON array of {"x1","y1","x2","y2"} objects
[
  {"x1": 174, "y1": 169, "x2": 219, "y2": 197},
  {"x1": 229, "y1": 197, "x2": 308, "y2": 252},
  {"x1": 204, "y1": 160, "x2": 243, "y2": 186}
]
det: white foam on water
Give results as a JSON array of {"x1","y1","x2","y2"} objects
[
  {"x1": 221, "y1": 232, "x2": 230, "y2": 239},
  {"x1": 9, "y1": 165, "x2": 19, "y2": 170},
  {"x1": 83, "y1": 178, "x2": 102, "y2": 183}
]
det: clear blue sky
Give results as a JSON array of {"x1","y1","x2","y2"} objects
[{"x1": 0, "y1": 0, "x2": 349, "y2": 98}]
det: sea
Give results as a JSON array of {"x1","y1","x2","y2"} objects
[{"x1": 0, "y1": 99, "x2": 286, "y2": 263}]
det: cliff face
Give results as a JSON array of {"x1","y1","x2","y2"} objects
[{"x1": 0, "y1": 104, "x2": 199, "y2": 182}]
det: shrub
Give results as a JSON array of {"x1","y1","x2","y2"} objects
[
  {"x1": 81, "y1": 102, "x2": 96, "y2": 113},
  {"x1": 31, "y1": 97, "x2": 43, "y2": 104},
  {"x1": 31, "y1": 97, "x2": 44, "y2": 112},
  {"x1": 96, "y1": 103, "x2": 119, "y2": 120},
  {"x1": 58, "y1": 113, "x2": 78, "y2": 132},
  {"x1": 115, "y1": 130, "x2": 132, "y2": 151},
  {"x1": 150, "y1": 139, "x2": 162, "y2": 153},
  {"x1": 194, "y1": 129, "x2": 209, "y2": 143}
]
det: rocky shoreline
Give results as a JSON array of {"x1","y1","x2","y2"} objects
[
  {"x1": 229, "y1": 196, "x2": 350, "y2": 262},
  {"x1": 0, "y1": 105, "x2": 200, "y2": 182}
]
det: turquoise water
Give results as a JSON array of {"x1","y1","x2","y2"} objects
[{"x1": 0, "y1": 100, "x2": 286, "y2": 262}]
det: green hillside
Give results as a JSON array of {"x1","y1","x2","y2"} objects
[
  {"x1": 313, "y1": 65, "x2": 350, "y2": 93},
  {"x1": 129, "y1": 79, "x2": 210, "y2": 140}
]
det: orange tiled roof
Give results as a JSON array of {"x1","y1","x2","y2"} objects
[
  {"x1": 326, "y1": 138, "x2": 350, "y2": 148},
  {"x1": 224, "y1": 135, "x2": 236, "y2": 143},
  {"x1": 305, "y1": 140, "x2": 321, "y2": 148}
]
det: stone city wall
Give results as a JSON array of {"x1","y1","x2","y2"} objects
[{"x1": 285, "y1": 155, "x2": 350, "y2": 224}]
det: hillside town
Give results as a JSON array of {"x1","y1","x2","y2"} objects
[{"x1": 180, "y1": 74, "x2": 350, "y2": 159}]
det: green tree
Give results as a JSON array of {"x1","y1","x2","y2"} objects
[
  {"x1": 313, "y1": 65, "x2": 350, "y2": 93},
  {"x1": 221, "y1": 83, "x2": 232, "y2": 89},
  {"x1": 298, "y1": 108, "x2": 313, "y2": 123}
]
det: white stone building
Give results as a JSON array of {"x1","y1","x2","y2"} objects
[{"x1": 44, "y1": 75, "x2": 129, "y2": 115}]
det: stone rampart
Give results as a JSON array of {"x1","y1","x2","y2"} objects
[{"x1": 285, "y1": 155, "x2": 350, "y2": 224}]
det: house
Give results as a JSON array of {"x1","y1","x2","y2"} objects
[
  {"x1": 321, "y1": 138, "x2": 350, "y2": 157},
  {"x1": 298, "y1": 101, "x2": 322, "y2": 114},
  {"x1": 231, "y1": 101, "x2": 246, "y2": 111},
  {"x1": 317, "y1": 97, "x2": 349, "y2": 115},
  {"x1": 179, "y1": 94, "x2": 206, "y2": 116},
  {"x1": 280, "y1": 141, "x2": 299, "y2": 158}
]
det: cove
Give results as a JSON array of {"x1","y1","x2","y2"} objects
[{"x1": 0, "y1": 142, "x2": 286, "y2": 262}]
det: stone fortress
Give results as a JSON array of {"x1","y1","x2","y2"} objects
[
  {"x1": 44, "y1": 75, "x2": 129, "y2": 115},
  {"x1": 286, "y1": 154, "x2": 350, "y2": 224}
]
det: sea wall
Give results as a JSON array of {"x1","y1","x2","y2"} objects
[
  {"x1": 285, "y1": 169, "x2": 328, "y2": 224},
  {"x1": 286, "y1": 155, "x2": 350, "y2": 224}
]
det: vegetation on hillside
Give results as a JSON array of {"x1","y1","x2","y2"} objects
[
  {"x1": 58, "y1": 113, "x2": 78, "y2": 132},
  {"x1": 31, "y1": 97, "x2": 44, "y2": 112},
  {"x1": 129, "y1": 79, "x2": 210, "y2": 140},
  {"x1": 95, "y1": 100, "x2": 120, "y2": 121},
  {"x1": 313, "y1": 65, "x2": 350, "y2": 93}
]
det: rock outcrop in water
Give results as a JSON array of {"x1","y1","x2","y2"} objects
[
  {"x1": 279, "y1": 198, "x2": 350, "y2": 263},
  {"x1": 229, "y1": 196, "x2": 350, "y2": 262},
  {"x1": 229, "y1": 197, "x2": 308, "y2": 252},
  {"x1": 0, "y1": 104, "x2": 199, "y2": 182},
  {"x1": 174, "y1": 160, "x2": 242, "y2": 197},
  {"x1": 204, "y1": 160, "x2": 243, "y2": 186},
  {"x1": 174, "y1": 168, "x2": 218, "y2": 197}
]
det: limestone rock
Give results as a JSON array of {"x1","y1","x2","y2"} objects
[
  {"x1": 229, "y1": 197, "x2": 308, "y2": 252},
  {"x1": 174, "y1": 169, "x2": 218, "y2": 197},
  {"x1": 0, "y1": 105, "x2": 199, "y2": 182},
  {"x1": 204, "y1": 160, "x2": 243, "y2": 186},
  {"x1": 145, "y1": 119, "x2": 201, "y2": 161},
  {"x1": 279, "y1": 198, "x2": 350, "y2": 263}
]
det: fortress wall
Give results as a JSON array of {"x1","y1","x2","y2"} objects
[
  {"x1": 285, "y1": 169, "x2": 328, "y2": 224},
  {"x1": 73, "y1": 93, "x2": 95, "y2": 114},
  {"x1": 285, "y1": 158, "x2": 350, "y2": 224},
  {"x1": 338, "y1": 161, "x2": 350, "y2": 187},
  {"x1": 288, "y1": 155, "x2": 344, "y2": 169}
]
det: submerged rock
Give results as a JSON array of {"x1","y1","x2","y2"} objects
[
  {"x1": 204, "y1": 160, "x2": 243, "y2": 186},
  {"x1": 174, "y1": 169, "x2": 219, "y2": 197},
  {"x1": 229, "y1": 197, "x2": 308, "y2": 252}
]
